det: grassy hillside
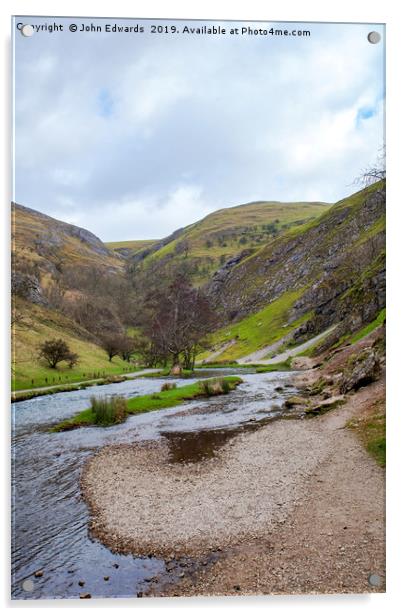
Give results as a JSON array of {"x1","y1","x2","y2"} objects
[
  {"x1": 203, "y1": 182, "x2": 385, "y2": 362},
  {"x1": 200, "y1": 289, "x2": 311, "y2": 362},
  {"x1": 106, "y1": 239, "x2": 157, "y2": 258},
  {"x1": 12, "y1": 299, "x2": 132, "y2": 391},
  {"x1": 135, "y1": 200, "x2": 330, "y2": 284},
  {"x1": 12, "y1": 204, "x2": 123, "y2": 286}
]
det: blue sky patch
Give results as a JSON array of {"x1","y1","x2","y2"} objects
[{"x1": 97, "y1": 88, "x2": 114, "y2": 118}]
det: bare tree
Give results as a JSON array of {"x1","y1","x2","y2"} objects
[
  {"x1": 357, "y1": 146, "x2": 386, "y2": 187},
  {"x1": 65, "y1": 351, "x2": 79, "y2": 368},
  {"x1": 144, "y1": 274, "x2": 216, "y2": 370},
  {"x1": 175, "y1": 240, "x2": 190, "y2": 258},
  {"x1": 11, "y1": 306, "x2": 25, "y2": 328},
  {"x1": 38, "y1": 338, "x2": 76, "y2": 369},
  {"x1": 99, "y1": 334, "x2": 124, "y2": 362},
  {"x1": 118, "y1": 336, "x2": 137, "y2": 362}
]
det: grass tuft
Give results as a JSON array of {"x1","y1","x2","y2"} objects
[
  {"x1": 161, "y1": 382, "x2": 177, "y2": 392},
  {"x1": 90, "y1": 395, "x2": 128, "y2": 426},
  {"x1": 347, "y1": 407, "x2": 385, "y2": 467}
]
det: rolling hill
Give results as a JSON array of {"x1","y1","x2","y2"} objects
[
  {"x1": 111, "y1": 200, "x2": 331, "y2": 284},
  {"x1": 11, "y1": 204, "x2": 131, "y2": 391},
  {"x1": 203, "y1": 182, "x2": 385, "y2": 362},
  {"x1": 12, "y1": 298, "x2": 132, "y2": 391},
  {"x1": 12, "y1": 203, "x2": 124, "y2": 295},
  {"x1": 11, "y1": 182, "x2": 385, "y2": 386},
  {"x1": 105, "y1": 239, "x2": 157, "y2": 258}
]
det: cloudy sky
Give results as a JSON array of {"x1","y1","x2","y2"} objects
[{"x1": 13, "y1": 18, "x2": 385, "y2": 241}]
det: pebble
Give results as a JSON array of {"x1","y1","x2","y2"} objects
[
  {"x1": 78, "y1": 580, "x2": 85, "y2": 587},
  {"x1": 104, "y1": 576, "x2": 109, "y2": 581},
  {"x1": 79, "y1": 593, "x2": 91, "y2": 599},
  {"x1": 34, "y1": 570, "x2": 43, "y2": 578}
]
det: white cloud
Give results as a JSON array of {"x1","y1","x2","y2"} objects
[{"x1": 14, "y1": 18, "x2": 385, "y2": 240}]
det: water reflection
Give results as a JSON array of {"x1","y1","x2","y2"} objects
[{"x1": 11, "y1": 370, "x2": 295, "y2": 599}]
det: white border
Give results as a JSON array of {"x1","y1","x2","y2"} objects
[{"x1": 2, "y1": 1, "x2": 401, "y2": 614}]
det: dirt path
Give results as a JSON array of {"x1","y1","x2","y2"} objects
[
  {"x1": 13, "y1": 368, "x2": 160, "y2": 395},
  {"x1": 239, "y1": 325, "x2": 337, "y2": 365},
  {"x1": 202, "y1": 339, "x2": 237, "y2": 363},
  {"x1": 156, "y1": 379, "x2": 385, "y2": 596},
  {"x1": 82, "y1": 377, "x2": 385, "y2": 596}
]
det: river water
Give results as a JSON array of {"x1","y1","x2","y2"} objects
[{"x1": 11, "y1": 369, "x2": 296, "y2": 600}]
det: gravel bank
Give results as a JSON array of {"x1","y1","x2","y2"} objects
[
  {"x1": 81, "y1": 392, "x2": 378, "y2": 562},
  {"x1": 157, "y1": 379, "x2": 385, "y2": 596}
]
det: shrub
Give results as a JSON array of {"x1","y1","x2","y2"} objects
[
  {"x1": 199, "y1": 378, "x2": 231, "y2": 397},
  {"x1": 161, "y1": 382, "x2": 177, "y2": 392},
  {"x1": 199, "y1": 380, "x2": 214, "y2": 396},
  {"x1": 90, "y1": 395, "x2": 127, "y2": 425},
  {"x1": 38, "y1": 338, "x2": 75, "y2": 369},
  {"x1": 221, "y1": 379, "x2": 231, "y2": 394}
]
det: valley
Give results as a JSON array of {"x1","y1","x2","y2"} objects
[
  {"x1": 11, "y1": 179, "x2": 386, "y2": 599},
  {"x1": 11, "y1": 183, "x2": 384, "y2": 392}
]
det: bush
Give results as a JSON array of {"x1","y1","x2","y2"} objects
[
  {"x1": 161, "y1": 382, "x2": 177, "y2": 392},
  {"x1": 38, "y1": 338, "x2": 77, "y2": 369},
  {"x1": 199, "y1": 378, "x2": 231, "y2": 397},
  {"x1": 199, "y1": 380, "x2": 214, "y2": 396},
  {"x1": 90, "y1": 395, "x2": 128, "y2": 425},
  {"x1": 221, "y1": 379, "x2": 231, "y2": 394}
]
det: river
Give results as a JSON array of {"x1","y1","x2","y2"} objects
[{"x1": 11, "y1": 369, "x2": 297, "y2": 599}]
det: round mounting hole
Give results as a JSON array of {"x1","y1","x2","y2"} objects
[
  {"x1": 22, "y1": 578, "x2": 34, "y2": 592},
  {"x1": 368, "y1": 573, "x2": 382, "y2": 587},
  {"x1": 367, "y1": 31, "x2": 381, "y2": 44},
  {"x1": 21, "y1": 25, "x2": 34, "y2": 37}
]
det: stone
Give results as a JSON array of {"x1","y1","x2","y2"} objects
[
  {"x1": 291, "y1": 357, "x2": 317, "y2": 370},
  {"x1": 284, "y1": 396, "x2": 308, "y2": 408},
  {"x1": 340, "y1": 347, "x2": 381, "y2": 394},
  {"x1": 305, "y1": 396, "x2": 345, "y2": 414},
  {"x1": 34, "y1": 570, "x2": 43, "y2": 578},
  {"x1": 79, "y1": 593, "x2": 91, "y2": 599}
]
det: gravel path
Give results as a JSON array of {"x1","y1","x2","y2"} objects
[
  {"x1": 245, "y1": 325, "x2": 337, "y2": 365},
  {"x1": 81, "y1": 377, "x2": 385, "y2": 598},
  {"x1": 157, "y1": 379, "x2": 385, "y2": 596},
  {"x1": 14, "y1": 368, "x2": 160, "y2": 395}
]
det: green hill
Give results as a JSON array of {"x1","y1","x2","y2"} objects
[
  {"x1": 106, "y1": 239, "x2": 157, "y2": 258},
  {"x1": 11, "y1": 183, "x2": 385, "y2": 381},
  {"x1": 12, "y1": 298, "x2": 132, "y2": 391},
  {"x1": 203, "y1": 182, "x2": 385, "y2": 362},
  {"x1": 120, "y1": 200, "x2": 331, "y2": 284}
]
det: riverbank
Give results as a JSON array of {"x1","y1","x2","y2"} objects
[
  {"x1": 52, "y1": 376, "x2": 243, "y2": 431},
  {"x1": 81, "y1": 329, "x2": 385, "y2": 595},
  {"x1": 160, "y1": 378, "x2": 385, "y2": 596},
  {"x1": 82, "y1": 374, "x2": 385, "y2": 594},
  {"x1": 11, "y1": 368, "x2": 164, "y2": 402}
]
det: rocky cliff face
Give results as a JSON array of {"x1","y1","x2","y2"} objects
[
  {"x1": 12, "y1": 203, "x2": 124, "y2": 286},
  {"x1": 206, "y1": 182, "x2": 385, "y2": 340}
]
